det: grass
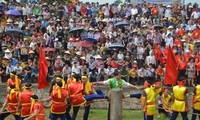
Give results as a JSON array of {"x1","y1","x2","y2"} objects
[{"x1": 5, "y1": 108, "x2": 192, "y2": 120}]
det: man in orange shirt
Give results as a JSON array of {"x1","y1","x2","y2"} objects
[
  {"x1": 7, "y1": 71, "x2": 22, "y2": 92},
  {"x1": 0, "y1": 85, "x2": 21, "y2": 120},
  {"x1": 68, "y1": 74, "x2": 86, "y2": 120},
  {"x1": 151, "y1": 5, "x2": 158, "y2": 16},
  {"x1": 18, "y1": 83, "x2": 35, "y2": 120},
  {"x1": 24, "y1": 95, "x2": 45, "y2": 120},
  {"x1": 193, "y1": 26, "x2": 200, "y2": 40},
  {"x1": 178, "y1": 57, "x2": 187, "y2": 76},
  {"x1": 41, "y1": 81, "x2": 68, "y2": 120}
]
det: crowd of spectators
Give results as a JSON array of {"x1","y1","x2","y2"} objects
[{"x1": 0, "y1": 1, "x2": 200, "y2": 86}]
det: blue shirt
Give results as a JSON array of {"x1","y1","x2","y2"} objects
[{"x1": 11, "y1": 59, "x2": 18, "y2": 67}]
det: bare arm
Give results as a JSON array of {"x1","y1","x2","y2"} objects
[
  {"x1": 1, "y1": 99, "x2": 8, "y2": 113},
  {"x1": 40, "y1": 96, "x2": 53, "y2": 103},
  {"x1": 24, "y1": 109, "x2": 39, "y2": 120}
]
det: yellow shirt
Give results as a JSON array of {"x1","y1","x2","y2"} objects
[
  {"x1": 193, "y1": 85, "x2": 200, "y2": 110},
  {"x1": 129, "y1": 70, "x2": 137, "y2": 78},
  {"x1": 144, "y1": 86, "x2": 156, "y2": 116},
  {"x1": 172, "y1": 85, "x2": 187, "y2": 112}
]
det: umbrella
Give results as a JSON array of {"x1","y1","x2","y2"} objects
[
  {"x1": 6, "y1": 10, "x2": 21, "y2": 16},
  {"x1": 43, "y1": 47, "x2": 55, "y2": 52},
  {"x1": 69, "y1": 27, "x2": 85, "y2": 33},
  {"x1": 114, "y1": 21, "x2": 129, "y2": 27},
  {"x1": 109, "y1": 43, "x2": 125, "y2": 48},
  {"x1": 5, "y1": 28, "x2": 22, "y2": 37},
  {"x1": 75, "y1": 41, "x2": 93, "y2": 47},
  {"x1": 84, "y1": 37, "x2": 97, "y2": 43},
  {"x1": 154, "y1": 24, "x2": 163, "y2": 29}
]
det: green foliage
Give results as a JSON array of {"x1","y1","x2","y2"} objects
[{"x1": 114, "y1": 0, "x2": 123, "y2": 4}]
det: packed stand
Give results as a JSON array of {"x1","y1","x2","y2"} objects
[{"x1": 0, "y1": 1, "x2": 200, "y2": 87}]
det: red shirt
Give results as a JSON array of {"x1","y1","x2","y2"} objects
[
  {"x1": 7, "y1": 78, "x2": 22, "y2": 91},
  {"x1": 50, "y1": 87, "x2": 68, "y2": 114},
  {"x1": 184, "y1": 54, "x2": 191, "y2": 63},
  {"x1": 174, "y1": 39, "x2": 183, "y2": 46},
  {"x1": 31, "y1": 102, "x2": 45, "y2": 120},
  {"x1": 19, "y1": 90, "x2": 34, "y2": 117},
  {"x1": 177, "y1": 29, "x2": 185, "y2": 37},
  {"x1": 151, "y1": 8, "x2": 158, "y2": 15},
  {"x1": 68, "y1": 82, "x2": 86, "y2": 107},
  {"x1": 193, "y1": 29, "x2": 200, "y2": 39},
  {"x1": 80, "y1": 6, "x2": 87, "y2": 16},
  {"x1": 155, "y1": 68, "x2": 164, "y2": 76},
  {"x1": 175, "y1": 55, "x2": 182, "y2": 63},
  {"x1": 6, "y1": 91, "x2": 19, "y2": 114},
  {"x1": 178, "y1": 61, "x2": 187, "y2": 70}
]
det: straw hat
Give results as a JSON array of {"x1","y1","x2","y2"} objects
[
  {"x1": 64, "y1": 51, "x2": 71, "y2": 54},
  {"x1": 167, "y1": 25, "x2": 173, "y2": 29},
  {"x1": 75, "y1": 51, "x2": 81, "y2": 56},
  {"x1": 55, "y1": 38, "x2": 59, "y2": 41},
  {"x1": 45, "y1": 57, "x2": 50, "y2": 60},
  {"x1": 95, "y1": 55, "x2": 102, "y2": 60},
  {"x1": 80, "y1": 56, "x2": 86, "y2": 60},
  {"x1": 25, "y1": 27, "x2": 30, "y2": 30},
  {"x1": 5, "y1": 49, "x2": 11, "y2": 53},
  {"x1": 7, "y1": 19, "x2": 13, "y2": 23},
  {"x1": 57, "y1": 56, "x2": 62, "y2": 59},
  {"x1": 27, "y1": 18, "x2": 31, "y2": 21},
  {"x1": 88, "y1": 28, "x2": 94, "y2": 31},
  {"x1": 29, "y1": 50, "x2": 35, "y2": 54},
  {"x1": 56, "y1": 19, "x2": 61, "y2": 22},
  {"x1": 14, "y1": 22, "x2": 19, "y2": 25},
  {"x1": 167, "y1": 5, "x2": 171, "y2": 8}
]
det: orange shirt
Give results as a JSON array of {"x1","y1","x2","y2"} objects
[
  {"x1": 151, "y1": 8, "x2": 158, "y2": 15},
  {"x1": 50, "y1": 88, "x2": 68, "y2": 114},
  {"x1": 31, "y1": 102, "x2": 45, "y2": 120},
  {"x1": 178, "y1": 61, "x2": 187, "y2": 70},
  {"x1": 7, "y1": 78, "x2": 22, "y2": 91},
  {"x1": 193, "y1": 29, "x2": 200, "y2": 39},
  {"x1": 155, "y1": 68, "x2": 164, "y2": 76},
  {"x1": 160, "y1": 56, "x2": 167, "y2": 65},
  {"x1": 174, "y1": 39, "x2": 183, "y2": 46},
  {"x1": 6, "y1": 91, "x2": 19, "y2": 114},
  {"x1": 177, "y1": 29, "x2": 185, "y2": 37},
  {"x1": 19, "y1": 90, "x2": 34, "y2": 117},
  {"x1": 68, "y1": 82, "x2": 86, "y2": 107},
  {"x1": 184, "y1": 54, "x2": 191, "y2": 63}
]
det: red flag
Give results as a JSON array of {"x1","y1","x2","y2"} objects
[
  {"x1": 164, "y1": 45, "x2": 178, "y2": 85},
  {"x1": 38, "y1": 45, "x2": 49, "y2": 89}
]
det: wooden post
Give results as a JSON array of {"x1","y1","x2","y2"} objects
[{"x1": 110, "y1": 88, "x2": 122, "y2": 120}]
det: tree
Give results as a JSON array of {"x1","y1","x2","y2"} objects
[{"x1": 114, "y1": 0, "x2": 123, "y2": 4}]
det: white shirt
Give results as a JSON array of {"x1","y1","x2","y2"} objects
[
  {"x1": 165, "y1": 37, "x2": 174, "y2": 47},
  {"x1": 131, "y1": 8, "x2": 138, "y2": 16},
  {"x1": 137, "y1": 47, "x2": 144, "y2": 59},
  {"x1": 62, "y1": 67, "x2": 71, "y2": 76},
  {"x1": 117, "y1": 53, "x2": 124, "y2": 60},
  {"x1": 14, "y1": 66, "x2": 22, "y2": 74},
  {"x1": 72, "y1": 66, "x2": 82, "y2": 74},
  {"x1": 146, "y1": 55, "x2": 156, "y2": 65},
  {"x1": 164, "y1": 9, "x2": 172, "y2": 18},
  {"x1": 106, "y1": 68, "x2": 115, "y2": 75},
  {"x1": 6, "y1": 65, "x2": 14, "y2": 74},
  {"x1": 5, "y1": 53, "x2": 12, "y2": 59},
  {"x1": 29, "y1": 42, "x2": 37, "y2": 50},
  {"x1": 191, "y1": 11, "x2": 200, "y2": 19}
]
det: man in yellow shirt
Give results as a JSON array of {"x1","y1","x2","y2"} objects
[{"x1": 170, "y1": 77, "x2": 188, "y2": 120}]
